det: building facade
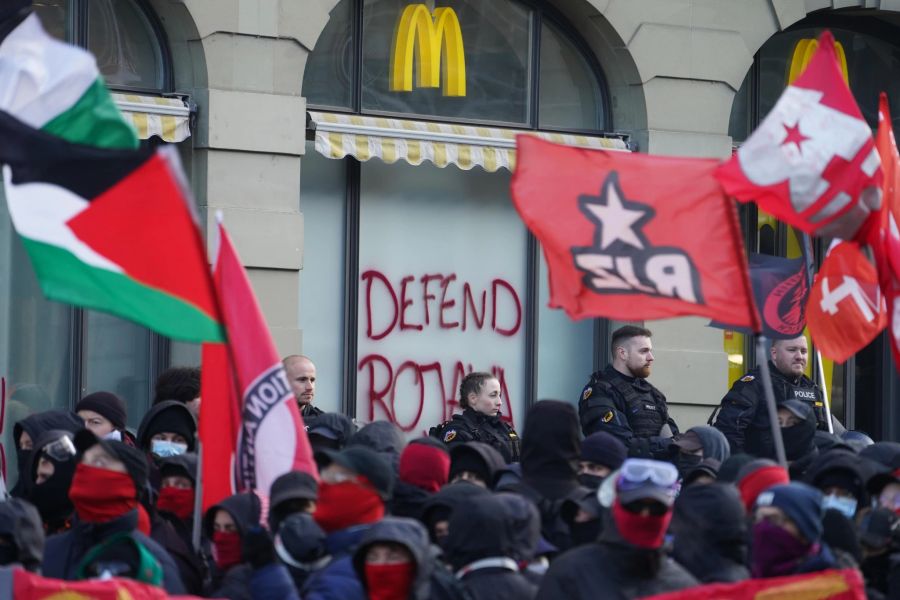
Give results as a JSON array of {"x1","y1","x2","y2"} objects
[{"x1": 3, "y1": 0, "x2": 899, "y2": 476}]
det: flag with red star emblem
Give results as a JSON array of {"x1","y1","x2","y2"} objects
[
  {"x1": 511, "y1": 135, "x2": 760, "y2": 329},
  {"x1": 716, "y1": 31, "x2": 882, "y2": 241}
]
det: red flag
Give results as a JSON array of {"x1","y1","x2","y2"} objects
[
  {"x1": 644, "y1": 568, "x2": 865, "y2": 600},
  {"x1": 716, "y1": 31, "x2": 882, "y2": 240},
  {"x1": 806, "y1": 241, "x2": 885, "y2": 363},
  {"x1": 201, "y1": 222, "x2": 317, "y2": 511},
  {"x1": 869, "y1": 92, "x2": 900, "y2": 368},
  {"x1": 511, "y1": 136, "x2": 759, "y2": 329},
  {"x1": 200, "y1": 341, "x2": 240, "y2": 511},
  {"x1": 11, "y1": 568, "x2": 205, "y2": 599}
]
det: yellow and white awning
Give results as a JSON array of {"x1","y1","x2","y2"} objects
[
  {"x1": 308, "y1": 111, "x2": 629, "y2": 172},
  {"x1": 112, "y1": 93, "x2": 191, "y2": 143}
]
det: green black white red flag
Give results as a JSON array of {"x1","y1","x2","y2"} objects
[{"x1": 0, "y1": 111, "x2": 223, "y2": 343}]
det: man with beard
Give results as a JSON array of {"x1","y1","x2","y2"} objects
[
  {"x1": 712, "y1": 335, "x2": 843, "y2": 456},
  {"x1": 578, "y1": 326, "x2": 678, "y2": 459},
  {"x1": 283, "y1": 355, "x2": 323, "y2": 419}
]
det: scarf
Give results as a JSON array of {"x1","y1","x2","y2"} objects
[
  {"x1": 157, "y1": 486, "x2": 194, "y2": 520},
  {"x1": 68, "y1": 463, "x2": 137, "y2": 523},
  {"x1": 364, "y1": 562, "x2": 415, "y2": 600},
  {"x1": 313, "y1": 480, "x2": 384, "y2": 533},
  {"x1": 612, "y1": 498, "x2": 672, "y2": 549}
]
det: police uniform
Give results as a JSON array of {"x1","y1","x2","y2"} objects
[
  {"x1": 429, "y1": 407, "x2": 521, "y2": 463},
  {"x1": 300, "y1": 403, "x2": 324, "y2": 419},
  {"x1": 578, "y1": 364, "x2": 678, "y2": 459},
  {"x1": 711, "y1": 362, "x2": 844, "y2": 455}
]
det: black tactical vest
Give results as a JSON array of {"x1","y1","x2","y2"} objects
[{"x1": 609, "y1": 375, "x2": 667, "y2": 438}]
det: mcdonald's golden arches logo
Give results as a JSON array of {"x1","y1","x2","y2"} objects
[
  {"x1": 390, "y1": 4, "x2": 466, "y2": 97},
  {"x1": 788, "y1": 38, "x2": 849, "y2": 85}
]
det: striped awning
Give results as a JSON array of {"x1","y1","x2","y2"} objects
[
  {"x1": 112, "y1": 93, "x2": 191, "y2": 143},
  {"x1": 308, "y1": 111, "x2": 629, "y2": 172}
]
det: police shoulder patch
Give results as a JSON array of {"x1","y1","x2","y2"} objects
[
  {"x1": 582, "y1": 387, "x2": 593, "y2": 401},
  {"x1": 602, "y1": 410, "x2": 614, "y2": 423},
  {"x1": 740, "y1": 375, "x2": 755, "y2": 383},
  {"x1": 443, "y1": 430, "x2": 457, "y2": 443}
]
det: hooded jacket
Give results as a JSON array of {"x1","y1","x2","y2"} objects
[
  {"x1": 136, "y1": 401, "x2": 197, "y2": 452},
  {"x1": 203, "y1": 492, "x2": 264, "y2": 600},
  {"x1": 420, "y1": 481, "x2": 492, "y2": 544},
  {"x1": 11, "y1": 410, "x2": 83, "y2": 498},
  {"x1": 347, "y1": 421, "x2": 406, "y2": 473},
  {"x1": 804, "y1": 449, "x2": 880, "y2": 507},
  {"x1": 26, "y1": 429, "x2": 77, "y2": 534},
  {"x1": 0, "y1": 498, "x2": 44, "y2": 571},
  {"x1": 671, "y1": 484, "x2": 749, "y2": 583},
  {"x1": 689, "y1": 426, "x2": 731, "y2": 463},
  {"x1": 42, "y1": 509, "x2": 185, "y2": 594},
  {"x1": 444, "y1": 494, "x2": 539, "y2": 600},
  {"x1": 536, "y1": 509, "x2": 697, "y2": 599},
  {"x1": 352, "y1": 517, "x2": 465, "y2": 600}
]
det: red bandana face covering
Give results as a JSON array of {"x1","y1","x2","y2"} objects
[
  {"x1": 364, "y1": 562, "x2": 415, "y2": 600},
  {"x1": 612, "y1": 498, "x2": 672, "y2": 549},
  {"x1": 313, "y1": 481, "x2": 384, "y2": 533},
  {"x1": 213, "y1": 531, "x2": 243, "y2": 571},
  {"x1": 69, "y1": 463, "x2": 137, "y2": 524},
  {"x1": 157, "y1": 486, "x2": 194, "y2": 520}
]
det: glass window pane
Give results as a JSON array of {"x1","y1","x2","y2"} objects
[
  {"x1": 87, "y1": 0, "x2": 164, "y2": 90},
  {"x1": 727, "y1": 71, "x2": 751, "y2": 143},
  {"x1": 83, "y1": 312, "x2": 150, "y2": 430},
  {"x1": 537, "y1": 249, "x2": 594, "y2": 403},
  {"x1": 0, "y1": 185, "x2": 74, "y2": 487},
  {"x1": 298, "y1": 143, "x2": 347, "y2": 414},
  {"x1": 361, "y1": 0, "x2": 532, "y2": 125},
  {"x1": 32, "y1": 0, "x2": 70, "y2": 41},
  {"x1": 538, "y1": 21, "x2": 602, "y2": 130},
  {"x1": 356, "y1": 160, "x2": 527, "y2": 433},
  {"x1": 302, "y1": 0, "x2": 355, "y2": 110}
]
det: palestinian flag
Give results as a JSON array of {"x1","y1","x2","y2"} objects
[
  {"x1": 0, "y1": 11, "x2": 137, "y2": 149},
  {"x1": 0, "y1": 111, "x2": 223, "y2": 343}
]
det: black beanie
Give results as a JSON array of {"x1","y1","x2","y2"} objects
[
  {"x1": 74, "y1": 430, "x2": 149, "y2": 494},
  {"x1": 76, "y1": 392, "x2": 127, "y2": 430},
  {"x1": 580, "y1": 431, "x2": 627, "y2": 470},
  {"x1": 138, "y1": 401, "x2": 196, "y2": 451}
]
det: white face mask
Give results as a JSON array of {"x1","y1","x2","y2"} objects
[
  {"x1": 822, "y1": 494, "x2": 858, "y2": 519},
  {"x1": 151, "y1": 439, "x2": 188, "y2": 458},
  {"x1": 102, "y1": 430, "x2": 122, "y2": 442}
]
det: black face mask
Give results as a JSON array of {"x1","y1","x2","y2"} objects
[
  {"x1": 0, "y1": 542, "x2": 18, "y2": 566},
  {"x1": 577, "y1": 473, "x2": 606, "y2": 490},
  {"x1": 675, "y1": 453, "x2": 702, "y2": 479},
  {"x1": 570, "y1": 517, "x2": 603, "y2": 546},
  {"x1": 781, "y1": 421, "x2": 816, "y2": 460},
  {"x1": 28, "y1": 457, "x2": 75, "y2": 528}
]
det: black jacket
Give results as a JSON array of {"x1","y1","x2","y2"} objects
[
  {"x1": 420, "y1": 482, "x2": 492, "y2": 544},
  {"x1": 11, "y1": 410, "x2": 83, "y2": 498},
  {"x1": 444, "y1": 493, "x2": 539, "y2": 600},
  {"x1": 0, "y1": 498, "x2": 45, "y2": 572},
  {"x1": 578, "y1": 365, "x2": 677, "y2": 459},
  {"x1": 430, "y1": 408, "x2": 520, "y2": 463},
  {"x1": 390, "y1": 480, "x2": 432, "y2": 520},
  {"x1": 42, "y1": 509, "x2": 186, "y2": 594},
  {"x1": 203, "y1": 492, "x2": 263, "y2": 600},
  {"x1": 348, "y1": 421, "x2": 406, "y2": 473},
  {"x1": 536, "y1": 511, "x2": 697, "y2": 599},
  {"x1": 26, "y1": 429, "x2": 76, "y2": 534}
]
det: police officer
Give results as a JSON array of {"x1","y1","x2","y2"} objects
[
  {"x1": 578, "y1": 325, "x2": 678, "y2": 459},
  {"x1": 430, "y1": 372, "x2": 520, "y2": 463},
  {"x1": 711, "y1": 334, "x2": 844, "y2": 455}
]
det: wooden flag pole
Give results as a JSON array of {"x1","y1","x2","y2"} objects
[
  {"x1": 757, "y1": 335, "x2": 788, "y2": 467},
  {"x1": 816, "y1": 349, "x2": 835, "y2": 434}
]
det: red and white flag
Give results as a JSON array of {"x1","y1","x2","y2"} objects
[
  {"x1": 806, "y1": 241, "x2": 885, "y2": 363},
  {"x1": 200, "y1": 221, "x2": 317, "y2": 511},
  {"x1": 868, "y1": 92, "x2": 900, "y2": 368},
  {"x1": 716, "y1": 31, "x2": 882, "y2": 241}
]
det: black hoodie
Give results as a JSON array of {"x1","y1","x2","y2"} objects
[
  {"x1": 203, "y1": 492, "x2": 264, "y2": 600},
  {"x1": 0, "y1": 498, "x2": 44, "y2": 571},
  {"x1": 671, "y1": 483, "x2": 749, "y2": 584},
  {"x1": 136, "y1": 400, "x2": 197, "y2": 452},
  {"x1": 27, "y1": 429, "x2": 77, "y2": 534},
  {"x1": 347, "y1": 421, "x2": 406, "y2": 473},
  {"x1": 420, "y1": 481, "x2": 492, "y2": 545},
  {"x1": 12, "y1": 410, "x2": 83, "y2": 498}
]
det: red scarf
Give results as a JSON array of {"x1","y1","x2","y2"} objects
[
  {"x1": 313, "y1": 480, "x2": 384, "y2": 533},
  {"x1": 612, "y1": 498, "x2": 672, "y2": 549},
  {"x1": 69, "y1": 463, "x2": 137, "y2": 524},
  {"x1": 213, "y1": 531, "x2": 243, "y2": 571},
  {"x1": 157, "y1": 486, "x2": 194, "y2": 520},
  {"x1": 364, "y1": 563, "x2": 415, "y2": 600}
]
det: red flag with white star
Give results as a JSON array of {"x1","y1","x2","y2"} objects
[
  {"x1": 716, "y1": 31, "x2": 882, "y2": 241},
  {"x1": 511, "y1": 135, "x2": 760, "y2": 329}
]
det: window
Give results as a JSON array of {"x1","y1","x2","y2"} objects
[
  {"x1": 32, "y1": 0, "x2": 170, "y2": 92},
  {"x1": 303, "y1": 0, "x2": 609, "y2": 130}
]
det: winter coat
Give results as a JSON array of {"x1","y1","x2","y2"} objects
[
  {"x1": 150, "y1": 510, "x2": 204, "y2": 595},
  {"x1": 0, "y1": 498, "x2": 45, "y2": 571},
  {"x1": 444, "y1": 493, "x2": 540, "y2": 599},
  {"x1": 670, "y1": 483, "x2": 749, "y2": 583},
  {"x1": 536, "y1": 510, "x2": 697, "y2": 599},
  {"x1": 420, "y1": 482, "x2": 492, "y2": 543},
  {"x1": 352, "y1": 517, "x2": 468, "y2": 600},
  {"x1": 390, "y1": 480, "x2": 432, "y2": 520},
  {"x1": 203, "y1": 492, "x2": 262, "y2": 600},
  {"x1": 301, "y1": 524, "x2": 372, "y2": 600},
  {"x1": 431, "y1": 408, "x2": 521, "y2": 463},
  {"x1": 42, "y1": 509, "x2": 186, "y2": 594}
]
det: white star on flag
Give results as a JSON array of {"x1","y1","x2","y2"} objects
[{"x1": 582, "y1": 175, "x2": 651, "y2": 250}]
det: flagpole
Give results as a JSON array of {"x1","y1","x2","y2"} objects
[
  {"x1": 192, "y1": 441, "x2": 203, "y2": 551},
  {"x1": 757, "y1": 335, "x2": 788, "y2": 467},
  {"x1": 815, "y1": 350, "x2": 835, "y2": 434}
]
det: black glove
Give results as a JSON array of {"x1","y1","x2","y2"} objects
[{"x1": 242, "y1": 526, "x2": 276, "y2": 569}]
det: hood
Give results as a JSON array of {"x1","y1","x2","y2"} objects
[
  {"x1": 689, "y1": 426, "x2": 731, "y2": 463},
  {"x1": 203, "y1": 491, "x2": 262, "y2": 538},
  {"x1": 420, "y1": 482, "x2": 491, "y2": 537},
  {"x1": 803, "y1": 449, "x2": 880, "y2": 505},
  {"x1": 26, "y1": 429, "x2": 77, "y2": 525},
  {"x1": 449, "y1": 442, "x2": 506, "y2": 486},
  {"x1": 13, "y1": 410, "x2": 83, "y2": 449},
  {"x1": 136, "y1": 401, "x2": 197, "y2": 452},
  {"x1": 159, "y1": 452, "x2": 198, "y2": 486},
  {"x1": 352, "y1": 517, "x2": 432, "y2": 599},
  {"x1": 859, "y1": 441, "x2": 900, "y2": 470},
  {"x1": 444, "y1": 492, "x2": 540, "y2": 570},
  {"x1": 520, "y1": 400, "x2": 580, "y2": 500},
  {"x1": 347, "y1": 421, "x2": 405, "y2": 472},
  {"x1": 0, "y1": 498, "x2": 44, "y2": 570},
  {"x1": 672, "y1": 484, "x2": 746, "y2": 544}
]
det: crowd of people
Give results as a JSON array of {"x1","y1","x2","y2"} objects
[{"x1": 0, "y1": 330, "x2": 898, "y2": 599}]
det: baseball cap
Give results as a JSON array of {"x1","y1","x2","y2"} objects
[
  {"x1": 270, "y1": 471, "x2": 319, "y2": 508},
  {"x1": 615, "y1": 459, "x2": 678, "y2": 507},
  {"x1": 317, "y1": 446, "x2": 394, "y2": 500},
  {"x1": 671, "y1": 431, "x2": 703, "y2": 454}
]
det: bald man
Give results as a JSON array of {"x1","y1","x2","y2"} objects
[{"x1": 283, "y1": 355, "x2": 323, "y2": 418}]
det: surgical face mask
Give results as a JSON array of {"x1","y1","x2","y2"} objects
[
  {"x1": 103, "y1": 430, "x2": 122, "y2": 442},
  {"x1": 822, "y1": 494, "x2": 858, "y2": 519},
  {"x1": 151, "y1": 439, "x2": 188, "y2": 458}
]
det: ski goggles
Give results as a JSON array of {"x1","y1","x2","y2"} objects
[
  {"x1": 618, "y1": 458, "x2": 678, "y2": 488},
  {"x1": 41, "y1": 434, "x2": 76, "y2": 462}
]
